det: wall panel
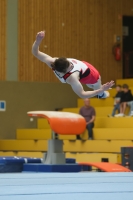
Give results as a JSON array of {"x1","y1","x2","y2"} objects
[
  {"x1": 0, "y1": 0, "x2": 6, "y2": 80},
  {"x1": 18, "y1": 0, "x2": 133, "y2": 83},
  {"x1": 0, "y1": 81, "x2": 78, "y2": 139}
]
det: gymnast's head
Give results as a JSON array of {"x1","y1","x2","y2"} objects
[{"x1": 51, "y1": 57, "x2": 70, "y2": 73}]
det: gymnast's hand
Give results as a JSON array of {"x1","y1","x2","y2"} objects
[
  {"x1": 36, "y1": 31, "x2": 45, "y2": 43},
  {"x1": 101, "y1": 81, "x2": 115, "y2": 91}
]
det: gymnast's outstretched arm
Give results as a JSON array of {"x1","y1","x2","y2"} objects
[
  {"x1": 32, "y1": 31, "x2": 55, "y2": 67},
  {"x1": 66, "y1": 72, "x2": 114, "y2": 98}
]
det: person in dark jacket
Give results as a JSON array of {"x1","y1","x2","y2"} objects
[{"x1": 115, "y1": 84, "x2": 133, "y2": 117}]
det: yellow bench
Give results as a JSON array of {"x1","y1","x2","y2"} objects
[
  {"x1": 16, "y1": 129, "x2": 52, "y2": 140},
  {"x1": 65, "y1": 127, "x2": 133, "y2": 140},
  {"x1": 0, "y1": 140, "x2": 47, "y2": 151},
  {"x1": 66, "y1": 152, "x2": 121, "y2": 164},
  {"x1": 95, "y1": 117, "x2": 133, "y2": 128},
  {"x1": 0, "y1": 151, "x2": 17, "y2": 156},
  {"x1": 63, "y1": 140, "x2": 133, "y2": 153},
  {"x1": 93, "y1": 128, "x2": 133, "y2": 140},
  {"x1": 17, "y1": 151, "x2": 44, "y2": 158},
  {"x1": 0, "y1": 151, "x2": 44, "y2": 158},
  {"x1": 58, "y1": 135, "x2": 76, "y2": 140},
  {"x1": 1, "y1": 139, "x2": 131, "y2": 153}
]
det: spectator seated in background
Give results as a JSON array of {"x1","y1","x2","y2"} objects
[
  {"x1": 108, "y1": 85, "x2": 122, "y2": 117},
  {"x1": 77, "y1": 99, "x2": 96, "y2": 140},
  {"x1": 115, "y1": 84, "x2": 133, "y2": 117}
]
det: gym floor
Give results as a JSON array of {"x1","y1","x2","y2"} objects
[{"x1": 0, "y1": 172, "x2": 133, "y2": 200}]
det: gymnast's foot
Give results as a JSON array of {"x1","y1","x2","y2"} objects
[{"x1": 97, "y1": 91, "x2": 110, "y2": 99}]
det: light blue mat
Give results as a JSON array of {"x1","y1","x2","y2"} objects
[{"x1": 0, "y1": 172, "x2": 133, "y2": 200}]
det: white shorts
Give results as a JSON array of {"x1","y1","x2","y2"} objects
[{"x1": 86, "y1": 76, "x2": 102, "y2": 90}]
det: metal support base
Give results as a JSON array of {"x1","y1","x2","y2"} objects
[{"x1": 43, "y1": 139, "x2": 65, "y2": 164}]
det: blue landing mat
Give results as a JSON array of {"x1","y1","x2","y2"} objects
[
  {"x1": 23, "y1": 163, "x2": 81, "y2": 172},
  {"x1": 0, "y1": 172, "x2": 133, "y2": 200}
]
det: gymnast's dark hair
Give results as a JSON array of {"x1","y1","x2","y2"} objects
[{"x1": 51, "y1": 57, "x2": 70, "y2": 73}]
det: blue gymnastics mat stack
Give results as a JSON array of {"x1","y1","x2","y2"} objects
[
  {"x1": 23, "y1": 163, "x2": 81, "y2": 173},
  {"x1": 0, "y1": 156, "x2": 42, "y2": 173},
  {"x1": 0, "y1": 157, "x2": 82, "y2": 173},
  {"x1": 23, "y1": 158, "x2": 82, "y2": 173}
]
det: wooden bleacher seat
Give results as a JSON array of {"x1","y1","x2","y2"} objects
[
  {"x1": 17, "y1": 151, "x2": 43, "y2": 158},
  {"x1": 93, "y1": 128, "x2": 133, "y2": 140},
  {"x1": 58, "y1": 135, "x2": 76, "y2": 140},
  {"x1": 95, "y1": 117, "x2": 133, "y2": 128},
  {"x1": 67, "y1": 128, "x2": 133, "y2": 140},
  {"x1": 63, "y1": 140, "x2": 133, "y2": 153},
  {"x1": 17, "y1": 129, "x2": 52, "y2": 140},
  {"x1": 0, "y1": 151, "x2": 44, "y2": 158},
  {"x1": 66, "y1": 152, "x2": 121, "y2": 164},
  {"x1": 0, "y1": 140, "x2": 47, "y2": 151},
  {"x1": 0, "y1": 151, "x2": 17, "y2": 156},
  {"x1": 77, "y1": 128, "x2": 133, "y2": 140}
]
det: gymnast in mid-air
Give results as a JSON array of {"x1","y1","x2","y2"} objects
[{"x1": 32, "y1": 31, "x2": 114, "y2": 98}]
